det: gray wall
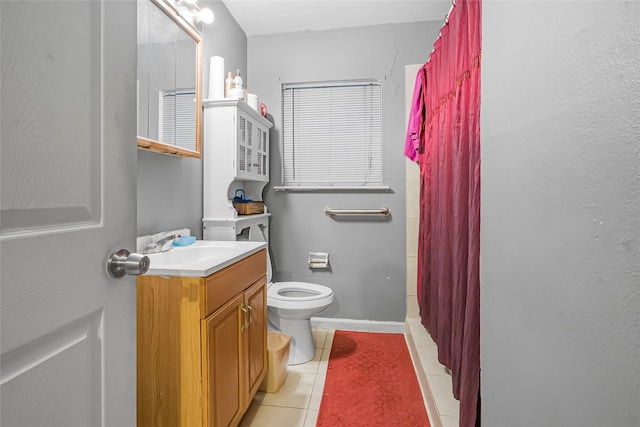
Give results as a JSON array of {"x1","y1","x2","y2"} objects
[
  {"x1": 481, "y1": 1, "x2": 640, "y2": 426},
  {"x1": 248, "y1": 22, "x2": 441, "y2": 322},
  {"x1": 137, "y1": 0, "x2": 246, "y2": 238}
]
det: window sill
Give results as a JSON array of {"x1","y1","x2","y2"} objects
[{"x1": 272, "y1": 186, "x2": 392, "y2": 193}]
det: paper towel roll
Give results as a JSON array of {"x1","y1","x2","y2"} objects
[{"x1": 208, "y1": 56, "x2": 224, "y2": 100}]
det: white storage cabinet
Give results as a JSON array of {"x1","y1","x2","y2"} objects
[
  {"x1": 203, "y1": 99, "x2": 273, "y2": 241},
  {"x1": 203, "y1": 99, "x2": 270, "y2": 183}
]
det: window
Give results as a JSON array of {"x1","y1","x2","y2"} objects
[
  {"x1": 281, "y1": 80, "x2": 383, "y2": 189},
  {"x1": 159, "y1": 88, "x2": 196, "y2": 151}
]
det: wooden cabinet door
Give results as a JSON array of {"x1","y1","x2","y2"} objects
[
  {"x1": 202, "y1": 293, "x2": 244, "y2": 427},
  {"x1": 244, "y1": 277, "x2": 267, "y2": 407}
]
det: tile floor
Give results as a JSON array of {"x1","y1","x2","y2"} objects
[
  {"x1": 239, "y1": 329, "x2": 334, "y2": 427},
  {"x1": 239, "y1": 325, "x2": 459, "y2": 427},
  {"x1": 405, "y1": 318, "x2": 460, "y2": 427}
]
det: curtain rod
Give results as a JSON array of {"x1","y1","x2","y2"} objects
[
  {"x1": 444, "y1": 0, "x2": 456, "y2": 25},
  {"x1": 427, "y1": 0, "x2": 457, "y2": 61}
]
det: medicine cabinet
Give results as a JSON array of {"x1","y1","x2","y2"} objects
[{"x1": 137, "y1": 0, "x2": 203, "y2": 158}]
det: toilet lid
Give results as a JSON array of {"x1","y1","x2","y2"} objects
[
  {"x1": 266, "y1": 251, "x2": 273, "y2": 283},
  {"x1": 248, "y1": 225, "x2": 272, "y2": 282}
]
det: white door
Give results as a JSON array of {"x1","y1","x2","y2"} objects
[{"x1": 1, "y1": 1, "x2": 137, "y2": 426}]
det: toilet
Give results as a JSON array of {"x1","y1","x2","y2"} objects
[
  {"x1": 249, "y1": 226, "x2": 335, "y2": 365},
  {"x1": 267, "y1": 280, "x2": 334, "y2": 365}
]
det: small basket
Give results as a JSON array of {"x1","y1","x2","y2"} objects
[
  {"x1": 233, "y1": 201, "x2": 265, "y2": 215},
  {"x1": 232, "y1": 189, "x2": 264, "y2": 215}
]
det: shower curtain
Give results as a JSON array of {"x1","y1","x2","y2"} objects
[{"x1": 410, "y1": 1, "x2": 481, "y2": 425}]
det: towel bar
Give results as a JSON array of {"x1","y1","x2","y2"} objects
[{"x1": 324, "y1": 207, "x2": 391, "y2": 217}]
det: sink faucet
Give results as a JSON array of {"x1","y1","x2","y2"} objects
[
  {"x1": 157, "y1": 234, "x2": 178, "y2": 252},
  {"x1": 143, "y1": 234, "x2": 178, "y2": 254}
]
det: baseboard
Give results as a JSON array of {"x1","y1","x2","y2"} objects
[{"x1": 311, "y1": 317, "x2": 405, "y2": 333}]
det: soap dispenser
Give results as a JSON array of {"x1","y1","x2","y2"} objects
[
  {"x1": 224, "y1": 71, "x2": 234, "y2": 98},
  {"x1": 233, "y1": 69, "x2": 243, "y2": 89}
]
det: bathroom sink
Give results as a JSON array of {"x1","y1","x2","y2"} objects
[
  {"x1": 144, "y1": 240, "x2": 267, "y2": 277},
  {"x1": 148, "y1": 242, "x2": 238, "y2": 265}
]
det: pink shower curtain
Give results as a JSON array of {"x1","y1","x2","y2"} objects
[{"x1": 413, "y1": 1, "x2": 481, "y2": 425}]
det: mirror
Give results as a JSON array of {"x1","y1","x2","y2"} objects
[{"x1": 137, "y1": 0, "x2": 202, "y2": 158}]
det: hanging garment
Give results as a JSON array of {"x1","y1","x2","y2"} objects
[{"x1": 404, "y1": 65, "x2": 427, "y2": 162}]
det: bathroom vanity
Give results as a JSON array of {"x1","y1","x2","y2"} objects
[{"x1": 137, "y1": 242, "x2": 267, "y2": 427}]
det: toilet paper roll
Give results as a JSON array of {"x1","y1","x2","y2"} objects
[{"x1": 208, "y1": 56, "x2": 224, "y2": 100}]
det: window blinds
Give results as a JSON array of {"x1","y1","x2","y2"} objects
[
  {"x1": 160, "y1": 89, "x2": 196, "y2": 151},
  {"x1": 282, "y1": 81, "x2": 382, "y2": 188}
]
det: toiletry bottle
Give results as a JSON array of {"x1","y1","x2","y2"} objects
[
  {"x1": 234, "y1": 69, "x2": 243, "y2": 89},
  {"x1": 224, "y1": 71, "x2": 234, "y2": 98}
]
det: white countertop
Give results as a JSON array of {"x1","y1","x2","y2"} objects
[{"x1": 143, "y1": 240, "x2": 267, "y2": 277}]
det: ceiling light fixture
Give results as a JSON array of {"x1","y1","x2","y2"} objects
[
  {"x1": 173, "y1": 0, "x2": 214, "y2": 25},
  {"x1": 193, "y1": 6, "x2": 214, "y2": 24}
]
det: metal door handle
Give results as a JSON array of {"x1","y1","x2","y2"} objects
[
  {"x1": 107, "y1": 249, "x2": 150, "y2": 278},
  {"x1": 241, "y1": 304, "x2": 249, "y2": 332},
  {"x1": 247, "y1": 304, "x2": 253, "y2": 327}
]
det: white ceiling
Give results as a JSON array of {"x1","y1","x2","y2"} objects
[{"x1": 220, "y1": 0, "x2": 452, "y2": 36}]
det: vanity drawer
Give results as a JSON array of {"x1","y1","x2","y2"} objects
[{"x1": 202, "y1": 249, "x2": 266, "y2": 317}]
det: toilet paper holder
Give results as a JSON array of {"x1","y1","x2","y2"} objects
[{"x1": 308, "y1": 252, "x2": 329, "y2": 269}]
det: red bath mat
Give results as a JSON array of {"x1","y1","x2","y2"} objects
[{"x1": 317, "y1": 330, "x2": 430, "y2": 426}]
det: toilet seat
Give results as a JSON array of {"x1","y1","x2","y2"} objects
[
  {"x1": 267, "y1": 281, "x2": 334, "y2": 310},
  {"x1": 269, "y1": 281, "x2": 333, "y2": 300}
]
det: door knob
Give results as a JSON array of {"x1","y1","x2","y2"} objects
[{"x1": 107, "y1": 249, "x2": 150, "y2": 278}]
